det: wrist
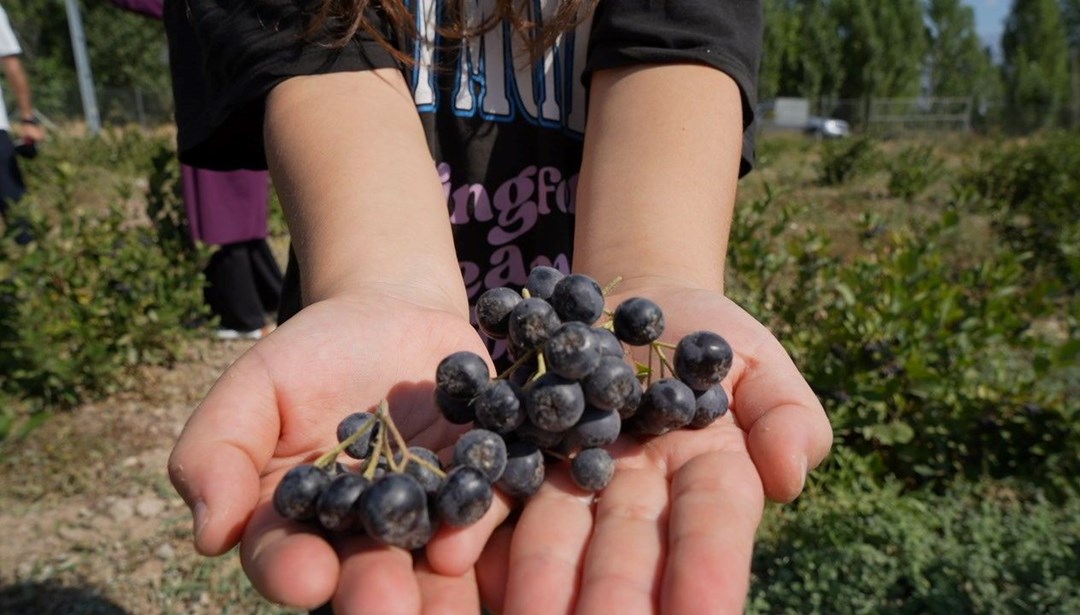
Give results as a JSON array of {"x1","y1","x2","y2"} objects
[{"x1": 304, "y1": 268, "x2": 471, "y2": 321}]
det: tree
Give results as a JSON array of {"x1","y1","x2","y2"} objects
[
  {"x1": 4, "y1": 0, "x2": 169, "y2": 122},
  {"x1": 829, "y1": 0, "x2": 928, "y2": 123},
  {"x1": 1001, "y1": 0, "x2": 1070, "y2": 132},
  {"x1": 760, "y1": 0, "x2": 843, "y2": 105},
  {"x1": 925, "y1": 0, "x2": 998, "y2": 98}
]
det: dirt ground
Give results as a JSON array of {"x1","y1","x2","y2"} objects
[{"x1": 0, "y1": 338, "x2": 299, "y2": 615}]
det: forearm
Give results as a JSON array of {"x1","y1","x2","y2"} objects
[
  {"x1": 1, "y1": 57, "x2": 34, "y2": 120},
  {"x1": 572, "y1": 64, "x2": 745, "y2": 293},
  {"x1": 265, "y1": 69, "x2": 468, "y2": 315}
]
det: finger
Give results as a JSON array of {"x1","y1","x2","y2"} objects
[
  {"x1": 661, "y1": 450, "x2": 763, "y2": 614},
  {"x1": 331, "y1": 535, "x2": 422, "y2": 615},
  {"x1": 415, "y1": 555, "x2": 483, "y2": 614},
  {"x1": 502, "y1": 466, "x2": 595, "y2": 615},
  {"x1": 477, "y1": 522, "x2": 515, "y2": 613},
  {"x1": 168, "y1": 353, "x2": 281, "y2": 554},
  {"x1": 239, "y1": 500, "x2": 341, "y2": 609},
  {"x1": 425, "y1": 489, "x2": 515, "y2": 576},
  {"x1": 576, "y1": 467, "x2": 668, "y2": 614},
  {"x1": 731, "y1": 337, "x2": 832, "y2": 502}
]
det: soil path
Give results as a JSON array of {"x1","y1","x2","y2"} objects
[{"x1": 0, "y1": 339, "x2": 297, "y2": 614}]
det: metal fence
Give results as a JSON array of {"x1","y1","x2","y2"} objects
[{"x1": 11, "y1": 86, "x2": 174, "y2": 131}]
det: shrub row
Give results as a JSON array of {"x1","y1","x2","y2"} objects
[
  {"x1": 750, "y1": 481, "x2": 1080, "y2": 614},
  {"x1": 0, "y1": 138, "x2": 207, "y2": 436}
]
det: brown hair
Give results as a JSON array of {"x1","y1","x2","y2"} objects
[{"x1": 302, "y1": 0, "x2": 597, "y2": 64}]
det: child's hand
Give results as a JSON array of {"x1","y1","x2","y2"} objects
[
  {"x1": 476, "y1": 282, "x2": 833, "y2": 614},
  {"x1": 167, "y1": 290, "x2": 507, "y2": 612}
]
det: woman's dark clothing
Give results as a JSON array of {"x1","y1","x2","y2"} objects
[{"x1": 165, "y1": 0, "x2": 762, "y2": 349}]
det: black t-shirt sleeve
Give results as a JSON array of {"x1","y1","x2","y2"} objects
[
  {"x1": 164, "y1": 0, "x2": 399, "y2": 170},
  {"x1": 583, "y1": 0, "x2": 762, "y2": 176}
]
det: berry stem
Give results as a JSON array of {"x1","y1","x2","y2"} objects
[
  {"x1": 404, "y1": 453, "x2": 447, "y2": 479},
  {"x1": 381, "y1": 432, "x2": 402, "y2": 473},
  {"x1": 378, "y1": 400, "x2": 412, "y2": 461},
  {"x1": 362, "y1": 424, "x2": 387, "y2": 479},
  {"x1": 313, "y1": 413, "x2": 379, "y2": 469},
  {"x1": 497, "y1": 348, "x2": 537, "y2": 380},
  {"x1": 652, "y1": 342, "x2": 677, "y2": 379},
  {"x1": 601, "y1": 276, "x2": 623, "y2": 296}
]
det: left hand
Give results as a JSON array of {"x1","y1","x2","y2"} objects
[
  {"x1": 473, "y1": 281, "x2": 833, "y2": 614},
  {"x1": 17, "y1": 120, "x2": 45, "y2": 145}
]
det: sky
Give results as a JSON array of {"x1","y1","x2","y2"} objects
[{"x1": 962, "y1": 0, "x2": 1011, "y2": 49}]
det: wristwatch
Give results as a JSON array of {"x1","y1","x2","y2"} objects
[{"x1": 20, "y1": 116, "x2": 40, "y2": 125}]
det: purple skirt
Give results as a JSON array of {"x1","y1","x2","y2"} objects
[{"x1": 182, "y1": 165, "x2": 271, "y2": 245}]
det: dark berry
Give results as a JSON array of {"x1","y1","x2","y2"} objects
[
  {"x1": 473, "y1": 379, "x2": 527, "y2": 434},
  {"x1": 544, "y1": 321, "x2": 603, "y2": 380},
  {"x1": 592, "y1": 327, "x2": 625, "y2": 358},
  {"x1": 316, "y1": 473, "x2": 370, "y2": 532},
  {"x1": 398, "y1": 446, "x2": 445, "y2": 495},
  {"x1": 581, "y1": 355, "x2": 639, "y2": 412},
  {"x1": 453, "y1": 429, "x2": 509, "y2": 482},
  {"x1": 562, "y1": 406, "x2": 622, "y2": 451},
  {"x1": 570, "y1": 448, "x2": 615, "y2": 492},
  {"x1": 358, "y1": 473, "x2": 433, "y2": 550},
  {"x1": 524, "y1": 372, "x2": 586, "y2": 432},
  {"x1": 436, "y1": 351, "x2": 491, "y2": 399},
  {"x1": 336, "y1": 412, "x2": 379, "y2": 459},
  {"x1": 526, "y1": 266, "x2": 564, "y2": 300},
  {"x1": 513, "y1": 419, "x2": 565, "y2": 449},
  {"x1": 497, "y1": 440, "x2": 546, "y2": 498},
  {"x1": 434, "y1": 386, "x2": 476, "y2": 425},
  {"x1": 612, "y1": 297, "x2": 665, "y2": 345},
  {"x1": 549, "y1": 274, "x2": 605, "y2": 324},
  {"x1": 687, "y1": 385, "x2": 730, "y2": 429},
  {"x1": 617, "y1": 378, "x2": 645, "y2": 419},
  {"x1": 273, "y1": 464, "x2": 332, "y2": 521},
  {"x1": 434, "y1": 466, "x2": 494, "y2": 527},
  {"x1": 625, "y1": 378, "x2": 696, "y2": 436},
  {"x1": 508, "y1": 297, "x2": 562, "y2": 351},
  {"x1": 476, "y1": 287, "x2": 523, "y2": 340},
  {"x1": 673, "y1": 331, "x2": 734, "y2": 391}
]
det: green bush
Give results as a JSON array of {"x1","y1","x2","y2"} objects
[
  {"x1": 959, "y1": 132, "x2": 1080, "y2": 290},
  {"x1": 817, "y1": 136, "x2": 879, "y2": 186},
  {"x1": 727, "y1": 193, "x2": 1078, "y2": 493},
  {"x1": 750, "y1": 481, "x2": 1080, "y2": 614},
  {"x1": 886, "y1": 143, "x2": 946, "y2": 201},
  {"x1": 0, "y1": 145, "x2": 207, "y2": 434}
]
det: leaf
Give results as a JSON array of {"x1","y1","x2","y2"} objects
[{"x1": 862, "y1": 421, "x2": 916, "y2": 445}]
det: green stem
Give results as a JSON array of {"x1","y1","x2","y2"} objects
[
  {"x1": 497, "y1": 348, "x2": 537, "y2": 380},
  {"x1": 601, "y1": 276, "x2": 623, "y2": 296},
  {"x1": 652, "y1": 343, "x2": 677, "y2": 379},
  {"x1": 313, "y1": 413, "x2": 379, "y2": 469},
  {"x1": 362, "y1": 425, "x2": 386, "y2": 479}
]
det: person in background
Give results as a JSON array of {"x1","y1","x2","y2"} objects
[
  {"x1": 0, "y1": 3, "x2": 45, "y2": 243},
  {"x1": 110, "y1": 0, "x2": 283, "y2": 340}
]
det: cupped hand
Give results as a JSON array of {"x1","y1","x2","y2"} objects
[
  {"x1": 476, "y1": 282, "x2": 833, "y2": 614},
  {"x1": 167, "y1": 290, "x2": 511, "y2": 613}
]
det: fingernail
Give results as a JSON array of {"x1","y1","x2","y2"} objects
[{"x1": 193, "y1": 501, "x2": 208, "y2": 541}]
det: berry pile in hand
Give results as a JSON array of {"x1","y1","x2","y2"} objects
[
  {"x1": 271, "y1": 267, "x2": 734, "y2": 550},
  {"x1": 437, "y1": 267, "x2": 733, "y2": 494},
  {"x1": 273, "y1": 401, "x2": 505, "y2": 549}
]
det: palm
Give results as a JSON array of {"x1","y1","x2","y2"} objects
[
  {"x1": 169, "y1": 293, "x2": 496, "y2": 611},
  {"x1": 478, "y1": 284, "x2": 831, "y2": 614}
]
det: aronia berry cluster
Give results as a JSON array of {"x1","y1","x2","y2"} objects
[{"x1": 272, "y1": 266, "x2": 734, "y2": 550}]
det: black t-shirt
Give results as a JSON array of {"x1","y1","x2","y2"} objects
[{"x1": 165, "y1": 0, "x2": 762, "y2": 358}]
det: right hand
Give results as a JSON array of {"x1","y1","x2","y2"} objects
[{"x1": 168, "y1": 288, "x2": 513, "y2": 612}]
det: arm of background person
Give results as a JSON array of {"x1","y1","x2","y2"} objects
[{"x1": 0, "y1": 54, "x2": 44, "y2": 143}]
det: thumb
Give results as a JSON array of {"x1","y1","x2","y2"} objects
[
  {"x1": 168, "y1": 355, "x2": 280, "y2": 555},
  {"x1": 732, "y1": 336, "x2": 833, "y2": 503}
]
